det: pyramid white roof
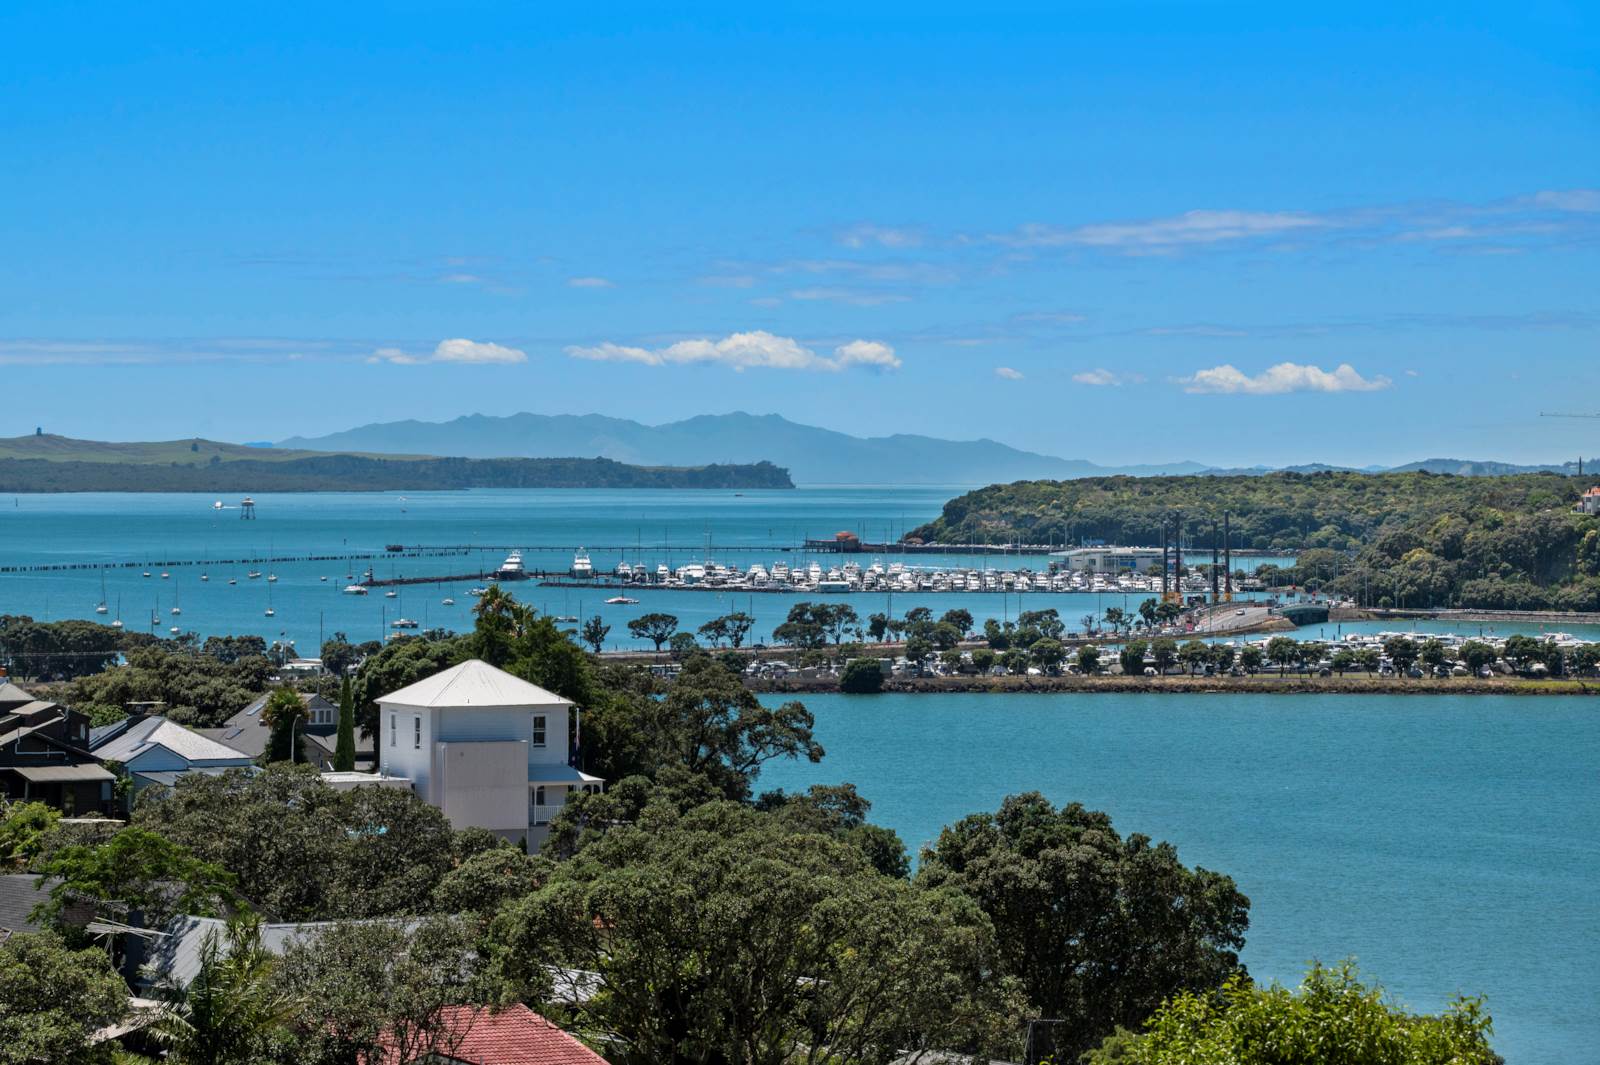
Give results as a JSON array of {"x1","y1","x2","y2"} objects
[{"x1": 378, "y1": 659, "x2": 572, "y2": 709}]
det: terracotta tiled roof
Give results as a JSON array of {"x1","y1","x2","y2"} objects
[{"x1": 379, "y1": 1004, "x2": 609, "y2": 1065}]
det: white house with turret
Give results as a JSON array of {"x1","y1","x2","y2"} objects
[{"x1": 375, "y1": 659, "x2": 603, "y2": 849}]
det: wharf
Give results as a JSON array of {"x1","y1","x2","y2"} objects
[{"x1": 0, "y1": 548, "x2": 472, "y2": 575}]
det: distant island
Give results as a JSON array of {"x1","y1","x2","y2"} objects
[{"x1": 0, "y1": 435, "x2": 793, "y2": 491}]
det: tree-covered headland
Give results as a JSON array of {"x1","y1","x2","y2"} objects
[{"x1": 910, "y1": 471, "x2": 1600, "y2": 610}]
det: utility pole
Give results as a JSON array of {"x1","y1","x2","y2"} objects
[
  {"x1": 1223, "y1": 511, "x2": 1233, "y2": 603},
  {"x1": 1211, "y1": 521, "x2": 1221, "y2": 605}
]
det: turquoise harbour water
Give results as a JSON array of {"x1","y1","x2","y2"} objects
[
  {"x1": 0, "y1": 488, "x2": 1294, "y2": 651},
  {"x1": 760, "y1": 693, "x2": 1600, "y2": 1065},
  {"x1": 3, "y1": 489, "x2": 1596, "y2": 652}
]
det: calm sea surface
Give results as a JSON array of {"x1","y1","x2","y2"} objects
[
  {"x1": 760, "y1": 692, "x2": 1599, "y2": 1065},
  {"x1": 3, "y1": 488, "x2": 1595, "y2": 651}
]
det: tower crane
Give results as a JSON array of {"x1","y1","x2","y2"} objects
[{"x1": 1539, "y1": 412, "x2": 1599, "y2": 476}]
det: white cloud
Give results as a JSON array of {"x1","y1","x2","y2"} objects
[
  {"x1": 994, "y1": 210, "x2": 1332, "y2": 251},
  {"x1": 994, "y1": 366, "x2": 1024, "y2": 380},
  {"x1": 787, "y1": 287, "x2": 912, "y2": 307},
  {"x1": 837, "y1": 223, "x2": 924, "y2": 249},
  {"x1": 833, "y1": 340, "x2": 902, "y2": 369},
  {"x1": 1072, "y1": 368, "x2": 1122, "y2": 386},
  {"x1": 371, "y1": 338, "x2": 527, "y2": 366},
  {"x1": 1529, "y1": 189, "x2": 1600, "y2": 213},
  {"x1": 1179, "y1": 361, "x2": 1392, "y2": 395},
  {"x1": 565, "y1": 331, "x2": 900, "y2": 373},
  {"x1": 568, "y1": 276, "x2": 615, "y2": 288},
  {"x1": 438, "y1": 273, "x2": 482, "y2": 285},
  {"x1": 563, "y1": 341, "x2": 660, "y2": 365}
]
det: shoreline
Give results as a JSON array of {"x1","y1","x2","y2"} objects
[{"x1": 746, "y1": 673, "x2": 1600, "y2": 696}]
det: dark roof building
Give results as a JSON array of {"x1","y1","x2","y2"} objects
[
  {"x1": 198, "y1": 691, "x2": 371, "y2": 770},
  {"x1": 0, "y1": 681, "x2": 115, "y2": 816}
]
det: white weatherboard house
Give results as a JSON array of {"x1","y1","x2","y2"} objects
[{"x1": 377, "y1": 659, "x2": 602, "y2": 848}]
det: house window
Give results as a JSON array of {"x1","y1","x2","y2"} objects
[
  {"x1": 413, "y1": 716, "x2": 421, "y2": 749},
  {"x1": 533, "y1": 786, "x2": 547, "y2": 825},
  {"x1": 531, "y1": 714, "x2": 546, "y2": 748},
  {"x1": 390, "y1": 713, "x2": 396, "y2": 746}
]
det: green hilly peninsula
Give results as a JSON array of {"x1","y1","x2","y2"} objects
[
  {"x1": 0, "y1": 435, "x2": 793, "y2": 491},
  {"x1": 911, "y1": 471, "x2": 1600, "y2": 611}
]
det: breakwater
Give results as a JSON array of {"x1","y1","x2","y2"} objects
[{"x1": 0, "y1": 548, "x2": 473, "y2": 575}]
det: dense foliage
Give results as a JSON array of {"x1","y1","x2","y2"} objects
[
  {"x1": 1087, "y1": 961, "x2": 1498, "y2": 1065},
  {"x1": 492, "y1": 798, "x2": 1022, "y2": 1065},
  {"x1": 129, "y1": 765, "x2": 488, "y2": 921},
  {"x1": 0, "y1": 931, "x2": 128, "y2": 1065},
  {"x1": 918, "y1": 792, "x2": 1250, "y2": 1060},
  {"x1": 64, "y1": 643, "x2": 275, "y2": 727},
  {"x1": 911, "y1": 472, "x2": 1600, "y2": 610},
  {"x1": 0, "y1": 615, "x2": 136, "y2": 681}
]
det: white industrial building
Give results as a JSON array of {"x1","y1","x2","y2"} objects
[
  {"x1": 374, "y1": 659, "x2": 603, "y2": 850},
  {"x1": 1050, "y1": 546, "x2": 1163, "y2": 573}
]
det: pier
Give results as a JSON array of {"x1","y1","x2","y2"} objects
[{"x1": 0, "y1": 547, "x2": 473, "y2": 575}]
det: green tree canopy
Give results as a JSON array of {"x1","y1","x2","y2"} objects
[
  {"x1": 639, "y1": 655, "x2": 822, "y2": 800},
  {"x1": 332, "y1": 676, "x2": 357, "y2": 771},
  {"x1": 37, "y1": 825, "x2": 239, "y2": 929},
  {"x1": 131, "y1": 765, "x2": 484, "y2": 921},
  {"x1": 580, "y1": 615, "x2": 610, "y2": 653},
  {"x1": 0, "y1": 931, "x2": 128, "y2": 1065},
  {"x1": 917, "y1": 792, "x2": 1250, "y2": 1060},
  {"x1": 491, "y1": 800, "x2": 1021, "y2": 1065},
  {"x1": 1093, "y1": 961, "x2": 1496, "y2": 1065},
  {"x1": 627, "y1": 612, "x2": 680, "y2": 651},
  {"x1": 840, "y1": 657, "x2": 885, "y2": 693}
]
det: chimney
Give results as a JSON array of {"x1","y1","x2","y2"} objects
[{"x1": 124, "y1": 700, "x2": 165, "y2": 725}]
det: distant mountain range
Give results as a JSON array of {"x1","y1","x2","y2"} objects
[
  {"x1": 281, "y1": 412, "x2": 1211, "y2": 484},
  {"x1": 280, "y1": 411, "x2": 1596, "y2": 484}
]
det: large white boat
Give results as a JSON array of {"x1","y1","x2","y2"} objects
[
  {"x1": 572, "y1": 549, "x2": 594, "y2": 578},
  {"x1": 342, "y1": 584, "x2": 369, "y2": 595},
  {"x1": 494, "y1": 550, "x2": 528, "y2": 581},
  {"x1": 605, "y1": 595, "x2": 640, "y2": 605}
]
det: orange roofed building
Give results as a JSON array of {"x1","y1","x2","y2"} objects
[
  {"x1": 1580, "y1": 486, "x2": 1600, "y2": 515},
  {"x1": 377, "y1": 1004, "x2": 609, "y2": 1065}
]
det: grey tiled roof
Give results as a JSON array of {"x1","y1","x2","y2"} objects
[{"x1": 0, "y1": 875, "x2": 55, "y2": 935}]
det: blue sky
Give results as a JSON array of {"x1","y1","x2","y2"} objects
[{"x1": 3, "y1": 2, "x2": 1597, "y2": 467}]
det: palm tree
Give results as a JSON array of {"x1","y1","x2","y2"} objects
[{"x1": 152, "y1": 914, "x2": 295, "y2": 1064}]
